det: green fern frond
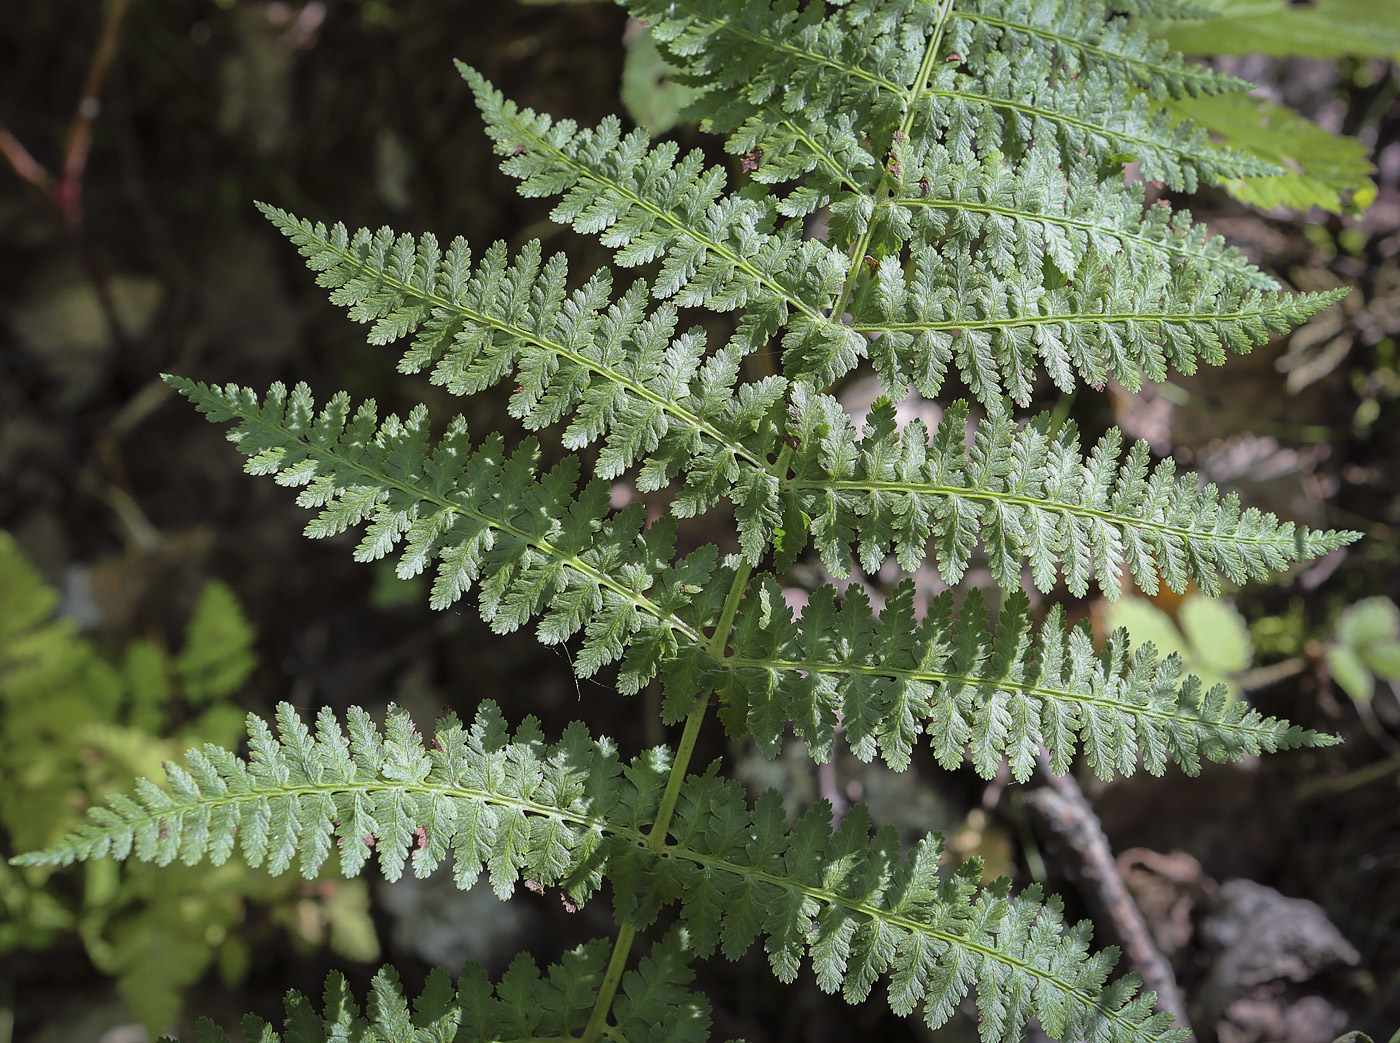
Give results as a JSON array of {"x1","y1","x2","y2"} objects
[
  {"x1": 873, "y1": 143, "x2": 1279, "y2": 291},
  {"x1": 189, "y1": 934, "x2": 710, "y2": 1043},
  {"x1": 463, "y1": 63, "x2": 848, "y2": 357},
  {"x1": 638, "y1": 782, "x2": 1186, "y2": 1043},
  {"x1": 462, "y1": 53, "x2": 1331, "y2": 405},
  {"x1": 672, "y1": 576, "x2": 1335, "y2": 780},
  {"x1": 13, "y1": 700, "x2": 630, "y2": 897},
  {"x1": 38, "y1": 2, "x2": 1367, "y2": 1039},
  {"x1": 628, "y1": 0, "x2": 1272, "y2": 193},
  {"x1": 20, "y1": 703, "x2": 1183, "y2": 1043},
  {"x1": 945, "y1": 0, "x2": 1250, "y2": 100},
  {"x1": 165, "y1": 377, "x2": 712, "y2": 686},
  {"x1": 847, "y1": 246, "x2": 1345, "y2": 407},
  {"x1": 786, "y1": 391, "x2": 1358, "y2": 595},
  {"x1": 257, "y1": 204, "x2": 788, "y2": 506}
]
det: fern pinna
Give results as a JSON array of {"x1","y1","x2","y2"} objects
[{"x1": 16, "y1": 0, "x2": 1356, "y2": 1040}]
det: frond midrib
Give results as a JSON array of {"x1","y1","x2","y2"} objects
[
  {"x1": 856, "y1": 301, "x2": 1317, "y2": 333},
  {"x1": 787, "y1": 475, "x2": 1300, "y2": 551},
  {"x1": 722, "y1": 650, "x2": 1279, "y2": 737},
  {"x1": 831, "y1": 0, "x2": 955, "y2": 326}
]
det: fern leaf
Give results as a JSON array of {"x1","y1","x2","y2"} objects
[
  {"x1": 786, "y1": 389, "x2": 1358, "y2": 595},
  {"x1": 462, "y1": 64, "x2": 847, "y2": 355},
  {"x1": 165, "y1": 378, "x2": 713, "y2": 690},
  {"x1": 257, "y1": 204, "x2": 788, "y2": 515},
  {"x1": 846, "y1": 245, "x2": 1346, "y2": 408},
  {"x1": 14, "y1": 700, "x2": 635, "y2": 900},
  {"x1": 876, "y1": 142, "x2": 1279, "y2": 291},
  {"x1": 630, "y1": 785, "x2": 1187, "y2": 1043},
  {"x1": 20, "y1": 705, "x2": 1180, "y2": 1043},
  {"x1": 674, "y1": 575, "x2": 1336, "y2": 780},
  {"x1": 628, "y1": 0, "x2": 1271, "y2": 193},
  {"x1": 946, "y1": 0, "x2": 1251, "y2": 101},
  {"x1": 189, "y1": 937, "x2": 707, "y2": 1043}
]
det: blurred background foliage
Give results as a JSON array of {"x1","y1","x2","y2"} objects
[{"x1": 1, "y1": 1, "x2": 1398, "y2": 1041}]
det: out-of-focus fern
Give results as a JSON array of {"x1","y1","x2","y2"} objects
[
  {"x1": 14, "y1": 1, "x2": 1364, "y2": 1040},
  {"x1": 0, "y1": 533, "x2": 376, "y2": 1032}
]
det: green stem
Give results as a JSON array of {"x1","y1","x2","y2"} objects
[
  {"x1": 577, "y1": 554, "x2": 757, "y2": 1042},
  {"x1": 829, "y1": 0, "x2": 954, "y2": 325},
  {"x1": 579, "y1": 921, "x2": 637, "y2": 1043}
]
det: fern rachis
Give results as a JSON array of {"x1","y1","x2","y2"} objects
[{"x1": 13, "y1": 1, "x2": 1360, "y2": 1041}]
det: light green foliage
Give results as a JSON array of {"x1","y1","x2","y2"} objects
[
  {"x1": 1161, "y1": 92, "x2": 1377, "y2": 216},
  {"x1": 621, "y1": 26, "x2": 701, "y2": 136},
  {"x1": 1154, "y1": 0, "x2": 1400, "y2": 60},
  {"x1": 1147, "y1": 0, "x2": 1385, "y2": 215},
  {"x1": 1327, "y1": 597, "x2": 1400, "y2": 704},
  {"x1": 0, "y1": 533, "x2": 376, "y2": 1031},
  {"x1": 15, "y1": 2, "x2": 1364, "y2": 1040}
]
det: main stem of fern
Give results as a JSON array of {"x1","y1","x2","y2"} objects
[
  {"x1": 577, "y1": 554, "x2": 759, "y2": 1043},
  {"x1": 829, "y1": 0, "x2": 954, "y2": 325}
]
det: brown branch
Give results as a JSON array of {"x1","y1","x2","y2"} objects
[
  {"x1": 1025, "y1": 757, "x2": 1193, "y2": 1036},
  {"x1": 0, "y1": 123, "x2": 55, "y2": 195}
]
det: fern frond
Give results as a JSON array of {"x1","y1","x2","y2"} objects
[
  {"x1": 257, "y1": 204, "x2": 789, "y2": 513},
  {"x1": 626, "y1": 782, "x2": 1185, "y2": 1043},
  {"x1": 462, "y1": 64, "x2": 850, "y2": 359},
  {"x1": 11, "y1": 700, "x2": 635, "y2": 897},
  {"x1": 462, "y1": 27, "x2": 1326, "y2": 406},
  {"x1": 628, "y1": 0, "x2": 1272, "y2": 193},
  {"x1": 20, "y1": 704, "x2": 1182, "y2": 1043},
  {"x1": 189, "y1": 935, "x2": 710, "y2": 1043},
  {"x1": 165, "y1": 378, "x2": 715, "y2": 688},
  {"x1": 786, "y1": 390, "x2": 1358, "y2": 595},
  {"x1": 945, "y1": 0, "x2": 1250, "y2": 100},
  {"x1": 880, "y1": 142, "x2": 1279, "y2": 291},
  {"x1": 846, "y1": 246, "x2": 1345, "y2": 407},
  {"x1": 855, "y1": 244, "x2": 1339, "y2": 403},
  {"x1": 670, "y1": 576, "x2": 1336, "y2": 780}
]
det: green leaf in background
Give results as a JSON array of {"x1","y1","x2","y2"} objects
[
  {"x1": 1154, "y1": 0, "x2": 1400, "y2": 59},
  {"x1": 1104, "y1": 594, "x2": 1253, "y2": 701},
  {"x1": 1328, "y1": 597, "x2": 1400, "y2": 703},
  {"x1": 1163, "y1": 91, "x2": 1377, "y2": 215},
  {"x1": 175, "y1": 579, "x2": 257, "y2": 704},
  {"x1": 620, "y1": 24, "x2": 700, "y2": 135},
  {"x1": 0, "y1": 533, "x2": 376, "y2": 1032}
]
